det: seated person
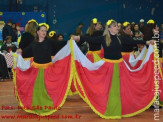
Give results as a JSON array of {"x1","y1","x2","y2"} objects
[
  {"x1": 56, "y1": 34, "x2": 67, "y2": 50},
  {"x1": 1, "y1": 36, "x2": 17, "y2": 53},
  {"x1": 133, "y1": 31, "x2": 144, "y2": 52},
  {"x1": 134, "y1": 44, "x2": 144, "y2": 58},
  {"x1": 133, "y1": 31, "x2": 144, "y2": 57},
  {"x1": 133, "y1": 31, "x2": 143, "y2": 41}
]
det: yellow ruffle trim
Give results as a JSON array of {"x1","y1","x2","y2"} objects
[
  {"x1": 158, "y1": 62, "x2": 163, "y2": 81},
  {"x1": 12, "y1": 53, "x2": 18, "y2": 68},
  {"x1": 159, "y1": 58, "x2": 163, "y2": 63},
  {"x1": 121, "y1": 51, "x2": 134, "y2": 55},
  {"x1": 31, "y1": 61, "x2": 53, "y2": 69},
  {"x1": 87, "y1": 50, "x2": 102, "y2": 54},
  {"x1": 103, "y1": 58, "x2": 123, "y2": 63},
  {"x1": 68, "y1": 89, "x2": 78, "y2": 96},
  {"x1": 23, "y1": 57, "x2": 33, "y2": 60},
  {"x1": 23, "y1": 56, "x2": 54, "y2": 61},
  {"x1": 159, "y1": 58, "x2": 163, "y2": 80}
]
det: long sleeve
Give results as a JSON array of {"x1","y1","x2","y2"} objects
[
  {"x1": 80, "y1": 35, "x2": 105, "y2": 44},
  {"x1": 120, "y1": 36, "x2": 146, "y2": 52},
  {"x1": 49, "y1": 39, "x2": 60, "y2": 56},
  {"x1": 120, "y1": 36, "x2": 146, "y2": 45},
  {"x1": 22, "y1": 43, "x2": 33, "y2": 58},
  {"x1": 19, "y1": 32, "x2": 34, "y2": 50},
  {"x1": 88, "y1": 31, "x2": 104, "y2": 51}
]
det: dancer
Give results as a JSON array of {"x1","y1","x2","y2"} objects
[
  {"x1": 72, "y1": 19, "x2": 157, "y2": 119},
  {"x1": 81, "y1": 18, "x2": 104, "y2": 62},
  {"x1": 73, "y1": 20, "x2": 153, "y2": 60},
  {"x1": 14, "y1": 23, "x2": 73, "y2": 115},
  {"x1": 119, "y1": 22, "x2": 137, "y2": 64},
  {"x1": 119, "y1": 21, "x2": 146, "y2": 68},
  {"x1": 18, "y1": 19, "x2": 38, "y2": 58}
]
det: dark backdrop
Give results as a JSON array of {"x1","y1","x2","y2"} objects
[{"x1": 0, "y1": 0, "x2": 162, "y2": 39}]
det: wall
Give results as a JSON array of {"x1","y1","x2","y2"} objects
[{"x1": 0, "y1": 0, "x2": 162, "y2": 39}]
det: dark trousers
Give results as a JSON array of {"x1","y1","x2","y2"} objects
[{"x1": 0, "y1": 54, "x2": 9, "y2": 79}]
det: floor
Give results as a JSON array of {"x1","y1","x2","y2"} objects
[{"x1": 0, "y1": 79, "x2": 162, "y2": 122}]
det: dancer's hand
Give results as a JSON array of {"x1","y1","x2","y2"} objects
[
  {"x1": 16, "y1": 48, "x2": 22, "y2": 54},
  {"x1": 153, "y1": 26, "x2": 159, "y2": 35},
  {"x1": 146, "y1": 40, "x2": 155, "y2": 45},
  {"x1": 72, "y1": 35, "x2": 80, "y2": 42},
  {"x1": 150, "y1": 40, "x2": 155, "y2": 45},
  {"x1": 146, "y1": 41, "x2": 150, "y2": 45}
]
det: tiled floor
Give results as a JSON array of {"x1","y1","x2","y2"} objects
[{"x1": 0, "y1": 79, "x2": 162, "y2": 122}]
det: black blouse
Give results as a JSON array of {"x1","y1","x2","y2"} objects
[
  {"x1": 19, "y1": 32, "x2": 34, "y2": 50},
  {"x1": 19, "y1": 32, "x2": 35, "y2": 58},
  {"x1": 22, "y1": 39, "x2": 59, "y2": 64},
  {"x1": 88, "y1": 30, "x2": 104, "y2": 51},
  {"x1": 120, "y1": 34, "x2": 140, "y2": 52},
  {"x1": 80, "y1": 34, "x2": 146, "y2": 60}
]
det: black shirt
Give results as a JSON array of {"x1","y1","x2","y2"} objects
[
  {"x1": 80, "y1": 34, "x2": 146, "y2": 60},
  {"x1": 2, "y1": 24, "x2": 13, "y2": 41},
  {"x1": 120, "y1": 34, "x2": 140, "y2": 52},
  {"x1": 22, "y1": 39, "x2": 59, "y2": 64},
  {"x1": 19, "y1": 32, "x2": 35, "y2": 50},
  {"x1": 88, "y1": 30, "x2": 104, "y2": 51}
]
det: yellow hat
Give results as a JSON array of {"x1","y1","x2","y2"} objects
[
  {"x1": 147, "y1": 19, "x2": 155, "y2": 24},
  {"x1": 49, "y1": 31, "x2": 56, "y2": 37},
  {"x1": 92, "y1": 18, "x2": 98, "y2": 24},
  {"x1": 28, "y1": 19, "x2": 38, "y2": 25},
  {"x1": 106, "y1": 19, "x2": 114, "y2": 26},
  {"x1": 39, "y1": 23, "x2": 49, "y2": 30},
  {"x1": 123, "y1": 21, "x2": 130, "y2": 27}
]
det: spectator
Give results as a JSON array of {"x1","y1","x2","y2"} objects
[
  {"x1": 2, "y1": 21, "x2": 13, "y2": 42},
  {"x1": 16, "y1": 23, "x2": 21, "y2": 47},
  {"x1": 19, "y1": 19, "x2": 38, "y2": 58},
  {"x1": 132, "y1": 24, "x2": 143, "y2": 38},
  {"x1": 1, "y1": 36, "x2": 17, "y2": 53},
  {"x1": 139, "y1": 19, "x2": 145, "y2": 34},
  {"x1": 57, "y1": 34, "x2": 64, "y2": 41},
  {"x1": 131, "y1": 22, "x2": 135, "y2": 32},
  {"x1": 75, "y1": 22, "x2": 84, "y2": 36},
  {"x1": 133, "y1": 31, "x2": 143, "y2": 41},
  {"x1": 143, "y1": 19, "x2": 156, "y2": 42},
  {"x1": 75, "y1": 22, "x2": 88, "y2": 54},
  {"x1": 56, "y1": 34, "x2": 67, "y2": 50},
  {"x1": 133, "y1": 31, "x2": 144, "y2": 54},
  {"x1": 117, "y1": 22, "x2": 122, "y2": 35},
  {"x1": 11, "y1": 23, "x2": 18, "y2": 42}
]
